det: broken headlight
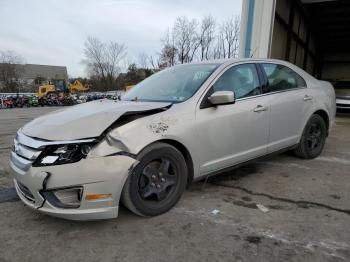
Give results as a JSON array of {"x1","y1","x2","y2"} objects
[{"x1": 33, "y1": 143, "x2": 95, "y2": 167}]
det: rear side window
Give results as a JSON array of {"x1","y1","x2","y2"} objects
[
  {"x1": 261, "y1": 63, "x2": 306, "y2": 92},
  {"x1": 212, "y1": 63, "x2": 261, "y2": 99}
]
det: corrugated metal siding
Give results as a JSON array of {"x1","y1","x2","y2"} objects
[{"x1": 271, "y1": 0, "x2": 316, "y2": 75}]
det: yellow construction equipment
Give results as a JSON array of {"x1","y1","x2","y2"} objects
[
  {"x1": 37, "y1": 84, "x2": 57, "y2": 98},
  {"x1": 37, "y1": 79, "x2": 66, "y2": 98},
  {"x1": 68, "y1": 80, "x2": 90, "y2": 94},
  {"x1": 125, "y1": 85, "x2": 134, "y2": 92},
  {"x1": 37, "y1": 79, "x2": 89, "y2": 98}
]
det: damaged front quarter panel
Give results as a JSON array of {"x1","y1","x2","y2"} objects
[
  {"x1": 101, "y1": 105, "x2": 199, "y2": 170},
  {"x1": 89, "y1": 102, "x2": 200, "y2": 184},
  {"x1": 147, "y1": 116, "x2": 179, "y2": 135},
  {"x1": 89, "y1": 105, "x2": 172, "y2": 158},
  {"x1": 89, "y1": 134, "x2": 134, "y2": 158},
  {"x1": 148, "y1": 121, "x2": 169, "y2": 134}
]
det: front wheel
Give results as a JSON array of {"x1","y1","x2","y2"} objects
[
  {"x1": 121, "y1": 142, "x2": 188, "y2": 217},
  {"x1": 294, "y1": 114, "x2": 327, "y2": 159}
]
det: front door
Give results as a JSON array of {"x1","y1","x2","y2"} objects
[{"x1": 195, "y1": 63, "x2": 270, "y2": 175}]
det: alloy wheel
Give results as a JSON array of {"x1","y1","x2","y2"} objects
[
  {"x1": 138, "y1": 158, "x2": 177, "y2": 202},
  {"x1": 306, "y1": 122, "x2": 323, "y2": 151}
]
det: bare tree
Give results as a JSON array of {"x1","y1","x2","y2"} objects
[
  {"x1": 0, "y1": 50, "x2": 24, "y2": 92},
  {"x1": 83, "y1": 37, "x2": 106, "y2": 78},
  {"x1": 213, "y1": 30, "x2": 226, "y2": 59},
  {"x1": 173, "y1": 16, "x2": 200, "y2": 63},
  {"x1": 137, "y1": 52, "x2": 149, "y2": 69},
  {"x1": 148, "y1": 54, "x2": 161, "y2": 70},
  {"x1": 221, "y1": 15, "x2": 240, "y2": 58},
  {"x1": 106, "y1": 41, "x2": 127, "y2": 78},
  {"x1": 159, "y1": 45, "x2": 177, "y2": 68},
  {"x1": 83, "y1": 36, "x2": 127, "y2": 90},
  {"x1": 211, "y1": 15, "x2": 240, "y2": 59},
  {"x1": 199, "y1": 15, "x2": 216, "y2": 60},
  {"x1": 159, "y1": 28, "x2": 177, "y2": 66},
  {"x1": 157, "y1": 14, "x2": 240, "y2": 65},
  {"x1": 123, "y1": 56, "x2": 135, "y2": 71}
]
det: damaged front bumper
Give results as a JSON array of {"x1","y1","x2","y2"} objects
[{"x1": 10, "y1": 131, "x2": 136, "y2": 220}]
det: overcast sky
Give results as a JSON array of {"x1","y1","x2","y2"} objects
[{"x1": 0, "y1": 0, "x2": 242, "y2": 77}]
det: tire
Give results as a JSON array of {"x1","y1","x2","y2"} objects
[
  {"x1": 294, "y1": 114, "x2": 327, "y2": 159},
  {"x1": 121, "y1": 142, "x2": 188, "y2": 217}
]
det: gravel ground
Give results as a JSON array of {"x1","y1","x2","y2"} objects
[{"x1": 0, "y1": 107, "x2": 349, "y2": 262}]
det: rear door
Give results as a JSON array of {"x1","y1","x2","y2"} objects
[
  {"x1": 195, "y1": 63, "x2": 270, "y2": 175},
  {"x1": 259, "y1": 63, "x2": 310, "y2": 152}
]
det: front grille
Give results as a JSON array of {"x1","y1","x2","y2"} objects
[
  {"x1": 17, "y1": 182, "x2": 35, "y2": 202},
  {"x1": 11, "y1": 130, "x2": 44, "y2": 172},
  {"x1": 13, "y1": 142, "x2": 41, "y2": 161}
]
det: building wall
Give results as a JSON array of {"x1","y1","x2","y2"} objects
[
  {"x1": 0, "y1": 63, "x2": 68, "y2": 92},
  {"x1": 240, "y1": 0, "x2": 317, "y2": 75},
  {"x1": 271, "y1": 0, "x2": 317, "y2": 75},
  {"x1": 20, "y1": 64, "x2": 68, "y2": 81},
  {"x1": 239, "y1": 0, "x2": 276, "y2": 58}
]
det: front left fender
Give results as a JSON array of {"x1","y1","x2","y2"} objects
[{"x1": 90, "y1": 111, "x2": 201, "y2": 179}]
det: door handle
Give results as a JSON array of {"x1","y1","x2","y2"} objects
[
  {"x1": 253, "y1": 105, "x2": 268, "y2": 112},
  {"x1": 304, "y1": 95, "x2": 313, "y2": 101}
]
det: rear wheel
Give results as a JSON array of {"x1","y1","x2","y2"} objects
[
  {"x1": 294, "y1": 114, "x2": 327, "y2": 159},
  {"x1": 121, "y1": 142, "x2": 188, "y2": 216}
]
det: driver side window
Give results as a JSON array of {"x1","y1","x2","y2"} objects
[{"x1": 212, "y1": 64, "x2": 261, "y2": 99}]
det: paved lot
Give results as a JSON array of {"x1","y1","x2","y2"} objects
[{"x1": 0, "y1": 107, "x2": 350, "y2": 262}]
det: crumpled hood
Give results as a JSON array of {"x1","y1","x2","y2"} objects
[{"x1": 22, "y1": 100, "x2": 171, "y2": 141}]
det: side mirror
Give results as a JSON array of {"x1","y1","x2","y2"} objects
[{"x1": 208, "y1": 91, "x2": 235, "y2": 106}]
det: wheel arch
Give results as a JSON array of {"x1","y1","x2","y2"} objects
[{"x1": 313, "y1": 109, "x2": 330, "y2": 136}]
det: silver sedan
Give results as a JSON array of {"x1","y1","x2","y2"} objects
[{"x1": 10, "y1": 59, "x2": 336, "y2": 220}]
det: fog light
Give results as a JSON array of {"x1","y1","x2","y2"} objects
[{"x1": 42, "y1": 187, "x2": 83, "y2": 208}]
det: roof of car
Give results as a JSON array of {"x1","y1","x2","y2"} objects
[
  {"x1": 184, "y1": 58, "x2": 318, "y2": 82},
  {"x1": 188, "y1": 58, "x2": 291, "y2": 65}
]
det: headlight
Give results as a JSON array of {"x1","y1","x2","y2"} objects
[{"x1": 33, "y1": 143, "x2": 95, "y2": 167}]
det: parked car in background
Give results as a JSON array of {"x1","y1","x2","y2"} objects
[
  {"x1": 333, "y1": 81, "x2": 350, "y2": 110},
  {"x1": 10, "y1": 59, "x2": 336, "y2": 220}
]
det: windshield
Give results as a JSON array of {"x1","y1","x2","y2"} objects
[{"x1": 122, "y1": 64, "x2": 219, "y2": 103}]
